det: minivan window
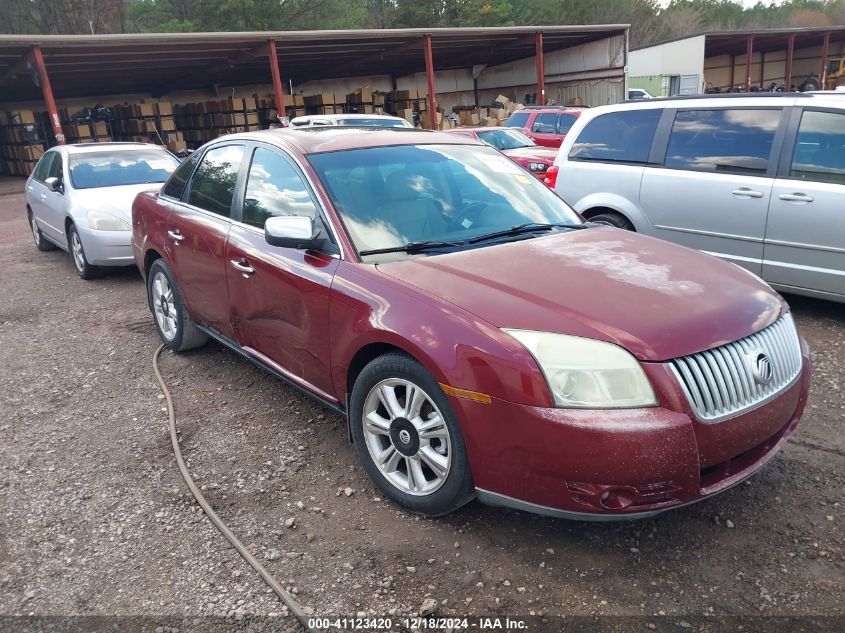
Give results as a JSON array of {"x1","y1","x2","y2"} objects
[
  {"x1": 243, "y1": 147, "x2": 318, "y2": 228},
  {"x1": 162, "y1": 152, "x2": 200, "y2": 199},
  {"x1": 790, "y1": 110, "x2": 845, "y2": 184},
  {"x1": 504, "y1": 112, "x2": 530, "y2": 128},
  {"x1": 665, "y1": 109, "x2": 781, "y2": 175},
  {"x1": 187, "y1": 145, "x2": 245, "y2": 216},
  {"x1": 569, "y1": 109, "x2": 661, "y2": 163}
]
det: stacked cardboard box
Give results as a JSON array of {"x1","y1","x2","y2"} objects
[{"x1": 0, "y1": 109, "x2": 47, "y2": 175}]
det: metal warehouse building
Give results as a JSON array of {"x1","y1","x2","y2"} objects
[
  {"x1": 629, "y1": 26, "x2": 845, "y2": 96},
  {"x1": 0, "y1": 26, "x2": 628, "y2": 174}
]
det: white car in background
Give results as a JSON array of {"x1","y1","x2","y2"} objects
[
  {"x1": 289, "y1": 113, "x2": 414, "y2": 128},
  {"x1": 26, "y1": 143, "x2": 179, "y2": 279}
]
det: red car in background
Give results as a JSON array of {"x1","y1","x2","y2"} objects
[
  {"x1": 504, "y1": 105, "x2": 584, "y2": 148},
  {"x1": 445, "y1": 127, "x2": 557, "y2": 181},
  {"x1": 133, "y1": 127, "x2": 810, "y2": 520}
]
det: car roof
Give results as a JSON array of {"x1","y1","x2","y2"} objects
[
  {"x1": 291, "y1": 113, "x2": 407, "y2": 123},
  {"x1": 214, "y1": 127, "x2": 484, "y2": 154},
  {"x1": 520, "y1": 106, "x2": 586, "y2": 112},
  {"x1": 61, "y1": 142, "x2": 164, "y2": 154}
]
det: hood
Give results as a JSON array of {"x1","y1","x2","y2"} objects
[
  {"x1": 73, "y1": 183, "x2": 163, "y2": 222},
  {"x1": 376, "y1": 227, "x2": 784, "y2": 362},
  {"x1": 501, "y1": 146, "x2": 558, "y2": 163}
]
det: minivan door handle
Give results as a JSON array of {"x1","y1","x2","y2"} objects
[
  {"x1": 230, "y1": 258, "x2": 255, "y2": 277},
  {"x1": 778, "y1": 192, "x2": 814, "y2": 203},
  {"x1": 167, "y1": 229, "x2": 184, "y2": 243},
  {"x1": 731, "y1": 188, "x2": 764, "y2": 199}
]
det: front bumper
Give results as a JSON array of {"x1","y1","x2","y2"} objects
[
  {"x1": 76, "y1": 225, "x2": 134, "y2": 267},
  {"x1": 451, "y1": 339, "x2": 811, "y2": 520}
]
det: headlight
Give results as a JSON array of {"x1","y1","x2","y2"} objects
[
  {"x1": 87, "y1": 209, "x2": 130, "y2": 231},
  {"x1": 528, "y1": 162, "x2": 548, "y2": 172},
  {"x1": 504, "y1": 330, "x2": 657, "y2": 408}
]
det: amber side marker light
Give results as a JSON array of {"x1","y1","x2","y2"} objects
[{"x1": 439, "y1": 383, "x2": 492, "y2": 404}]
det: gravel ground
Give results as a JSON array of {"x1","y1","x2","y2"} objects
[{"x1": 0, "y1": 179, "x2": 842, "y2": 632}]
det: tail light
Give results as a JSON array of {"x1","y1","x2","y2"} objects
[{"x1": 543, "y1": 165, "x2": 559, "y2": 188}]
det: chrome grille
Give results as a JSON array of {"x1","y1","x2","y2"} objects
[{"x1": 670, "y1": 313, "x2": 802, "y2": 423}]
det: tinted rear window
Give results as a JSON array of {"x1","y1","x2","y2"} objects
[
  {"x1": 504, "y1": 112, "x2": 530, "y2": 128},
  {"x1": 569, "y1": 109, "x2": 661, "y2": 163},
  {"x1": 790, "y1": 110, "x2": 845, "y2": 184},
  {"x1": 665, "y1": 109, "x2": 781, "y2": 175}
]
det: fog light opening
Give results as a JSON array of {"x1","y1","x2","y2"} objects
[{"x1": 599, "y1": 487, "x2": 638, "y2": 510}]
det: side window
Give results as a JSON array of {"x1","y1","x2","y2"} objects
[
  {"x1": 242, "y1": 147, "x2": 318, "y2": 228},
  {"x1": 504, "y1": 111, "x2": 529, "y2": 129},
  {"x1": 187, "y1": 145, "x2": 245, "y2": 216},
  {"x1": 532, "y1": 113, "x2": 559, "y2": 134},
  {"x1": 48, "y1": 153, "x2": 63, "y2": 181},
  {"x1": 570, "y1": 109, "x2": 661, "y2": 163},
  {"x1": 162, "y1": 152, "x2": 200, "y2": 199},
  {"x1": 665, "y1": 108, "x2": 781, "y2": 175},
  {"x1": 558, "y1": 113, "x2": 578, "y2": 134},
  {"x1": 790, "y1": 110, "x2": 845, "y2": 184},
  {"x1": 32, "y1": 153, "x2": 54, "y2": 182}
]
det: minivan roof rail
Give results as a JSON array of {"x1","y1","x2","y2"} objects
[
  {"x1": 629, "y1": 92, "x2": 817, "y2": 103},
  {"x1": 521, "y1": 104, "x2": 590, "y2": 110}
]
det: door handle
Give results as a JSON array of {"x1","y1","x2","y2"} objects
[
  {"x1": 230, "y1": 258, "x2": 255, "y2": 277},
  {"x1": 39, "y1": 193, "x2": 47, "y2": 200},
  {"x1": 731, "y1": 188, "x2": 764, "y2": 199},
  {"x1": 778, "y1": 192, "x2": 814, "y2": 203},
  {"x1": 167, "y1": 229, "x2": 184, "y2": 243},
  {"x1": 27, "y1": 186, "x2": 33, "y2": 192}
]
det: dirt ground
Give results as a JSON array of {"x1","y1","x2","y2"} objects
[{"x1": 0, "y1": 177, "x2": 842, "y2": 633}]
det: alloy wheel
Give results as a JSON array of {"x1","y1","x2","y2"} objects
[
  {"x1": 362, "y1": 378, "x2": 452, "y2": 496},
  {"x1": 30, "y1": 215, "x2": 40, "y2": 246},
  {"x1": 151, "y1": 271, "x2": 178, "y2": 341},
  {"x1": 70, "y1": 231, "x2": 85, "y2": 272}
]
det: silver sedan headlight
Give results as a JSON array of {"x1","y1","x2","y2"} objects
[
  {"x1": 504, "y1": 330, "x2": 657, "y2": 408},
  {"x1": 527, "y1": 162, "x2": 548, "y2": 172},
  {"x1": 87, "y1": 209, "x2": 130, "y2": 231}
]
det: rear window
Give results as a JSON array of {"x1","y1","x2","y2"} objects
[
  {"x1": 504, "y1": 112, "x2": 530, "y2": 128},
  {"x1": 570, "y1": 109, "x2": 661, "y2": 163},
  {"x1": 69, "y1": 149, "x2": 179, "y2": 189},
  {"x1": 665, "y1": 108, "x2": 781, "y2": 175}
]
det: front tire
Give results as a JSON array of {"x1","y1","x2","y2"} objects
[
  {"x1": 67, "y1": 223, "x2": 99, "y2": 279},
  {"x1": 147, "y1": 259, "x2": 208, "y2": 352},
  {"x1": 588, "y1": 212, "x2": 635, "y2": 231},
  {"x1": 28, "y1": 209, "x2": 55, "y2": 251},
  {"x1": 350, "y1": 352, "x2": 474, "y2": 516}
]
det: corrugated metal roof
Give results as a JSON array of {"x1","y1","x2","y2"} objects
[{"x1": 0, "y1": 26, "x2": 628, "y2": 103}]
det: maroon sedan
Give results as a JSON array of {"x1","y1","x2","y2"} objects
[
  {"x1": 445, "y1": 127, "x2": 558, "y2": 180},
  {"x1": 133, "y1": 128, "x2": 810, "y2": 519}
]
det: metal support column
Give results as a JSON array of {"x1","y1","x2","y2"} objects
[
  {"x1": 784, "y1": 33, "x2": 795, "y2": 90},
  {"x1": 535, "y1": 31, "x2": 545, "y2": 105},
  {"x1": 267, "y1": 39, "x2": 286, "y2": 117},
  {"x1": 423, "y1": 34, "x2": 437, "y2": 130},
  {"x1": 745, "y1": 36, "x2": 754, "y2": 92},
  {"x1": 820, "y1": 31, "x2": 831, "y2": 87},
  {"x1": 31, "y1": 46, "x2": 64, "y2": 145}
]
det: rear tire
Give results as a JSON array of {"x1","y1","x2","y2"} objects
[
  {"x1": 147, "y1": 258, "x2": 208, "y2": 352},
  {"x1": 68, "y1": 223, "x2": 100, "y2": 279},
  {"x1": 350, "y1": 352, "x2": 474, "y2": 517},
  {"x1": 588, "y1": 212, "x2": 635, "y2": 231},
  {"x1": 28, "y1": 208, "x2": 55, "y2": 252}
]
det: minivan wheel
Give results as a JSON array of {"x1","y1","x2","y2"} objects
[
  {"x1": 67, "y1": 223, "x2": 100, "y2": 279},
  {"x1": 28, "y1": 209, "x2": 55, "y2": 251},
  {"x1": 588, "y1": 212, "x2": 635, "y2": 231},
  {"x1": 350, "y1": 353, "x2": 474, "y2": 517},
  {"x1": 147, "y1": 259, "x2": 208, "y2": 352}
]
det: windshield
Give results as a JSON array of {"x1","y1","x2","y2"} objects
[
  {"x1": 69, "y1": 149, "x2": 179, "y2": 189},
  {"x1": 308, "y1": 144, "x2": 581, "y2": 258},
  {"x1": 476, "y1": 128, "x2": 534, "y2": 150},
  {"x1": 338, "y1": 118, "x2": 411, "y2": 128}
]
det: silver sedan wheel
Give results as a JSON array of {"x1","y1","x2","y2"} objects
[
  {"x1": 362, "y1": 378, "x2": 452, "y2": 496},
  {"x1": 151, "y1": 271, "x2": 178, "y2": 341},
  {"x1": 70, "y1": 231, "x2": 85, "y2": 272},
  {"x1": 30, "y1": 215, "x2": 40, "y2": 245}
]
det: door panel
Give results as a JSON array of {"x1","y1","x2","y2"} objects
[
  {"x1": 763, "y1": 109, "x2": 845, "y2": 298},
  {"x1": 226, "y1": 225, "x2": 339, "y2": 399},
  {"x1": 42, "y1": 153, "x2": 68, "y2": 242},
  {"x1": 528, "y1": 113, "x2": 562, "y2": 148}
]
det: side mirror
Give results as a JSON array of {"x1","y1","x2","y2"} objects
[
  {"x1": 265, "y1": 215, "x2": 325, "y2": 250},
  {"x1": 44, "y1": 176, "x2": 63, "y2": 193}
]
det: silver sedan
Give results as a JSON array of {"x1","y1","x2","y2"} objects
[{"x1": 25, "y1": 142, "x2": 180, "y2": 279}]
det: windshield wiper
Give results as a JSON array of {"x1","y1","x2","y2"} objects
[
  {"x1": 467, "y1": 222, "x2": 590, "y2": 244},
  {"x1": 358, "y1": 240, "x2": 464, "y2": 257}
]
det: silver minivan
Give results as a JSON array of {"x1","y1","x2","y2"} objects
[{"x1": 553, "y1": 93, "x2": 845, "y2": 303}]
